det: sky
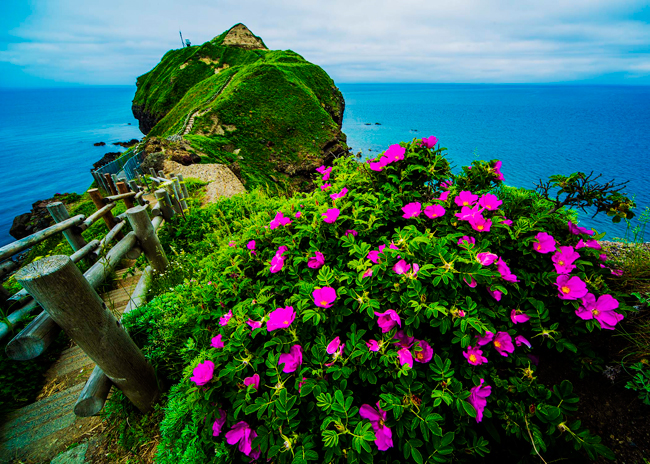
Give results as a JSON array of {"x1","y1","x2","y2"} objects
[{"x1": 1, "y1": 0, "x2": 650, "y2": 87}]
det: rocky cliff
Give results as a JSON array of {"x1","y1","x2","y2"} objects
[{"x1": 132, "y1": 23, "x2": 347, "y2": 191}]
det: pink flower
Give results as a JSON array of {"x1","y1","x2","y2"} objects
[
  {"x1": 267, "y1": 306, "x2": 295, "y2": 332},
  {"x1": 496, "y1": 258, "x2": 518, "y2": 282},
  {"x1": 420, "y1": 135, "x2": 438, "y2": 148},
  {"x1": 556, "y1": 275, "x2": 588, "y2": 300},
  {"x1": 212, "y1": 409, "x2": 227, "y2": 437},
  {"x1": 321, "y1": 183, "x2": 332, "y2": 190},
  {"x1": 510, "y1": 309, "x2": 530, "y2": 324},
  {"x1": 359, "y1": 402, "x2": 393, "y2": 451},
  {"x1": 424, "y1": 204, "x2": 446, "y2": 219},
  {"x1": 413, "y1": 340, "x2": 433, "y2": 363},
  {"x1": 412, "y1": 263, "x2": 420, "y2": 277},
  {"x1": 247, "y1": 319, "x2": 262, "y2": 331},
  {"x1": 393, "y1": 259, "x2": 411, "y2": 275},
  {"x1": 247, "y1": 240, "x2": 256, "y2": 255},
  {"x1": 190, "y1": 360, "x2": 214, "y2": 386},
  {"x1": 330, "y1": 187, "x2": 348, "y2": 200},
  {"x1": 362, "y1": 269, "x2": 373, "y2": 278},
  {"x1": 369, "y1": 161, "x2": 385, "y2": 171},
  {"x1": 458, "y1": 236, "x2": 476, "y2": 248},
  {"x1": 375, "y1": 309, "x2": 401, "y2": 333},
  {"x1": 552, "y1": 246, "x2": 580, "y2": 274},
  {"x1": 456, "y1": 205, "x2": 482, "y2": 222},
  {"x1": 532, "y1": 232, "x2": 556, "y2": 253},
  {"x1": 455, "y1": 191, "x2": 479, "y2": 207},
  {"x1": 492, "y1": 160, "x2": 505, "y2": 181},
  {"x1": 478, "y1": 194, "x2": 502, "y2": 211},
  {"x1": 243, "y1": 373, "x2": 260, "y2": 390},
  {"x1": 228, "y1": 241, "x2": 236, "y2": 247},
  {"x1": 599, "y1": 253, "x2": 607, "y2": 262},
  {"x1": 435, "y1": 191, "x2": 450, "y2": 202},
  {"x1": 568, "y1": 220, "x2": 594, "y2": 236},
  {"x1": 463, "y1": 345, "x2": 488, "y2": 365},
  {"x1": 397, "y1": 347, "x2": 413, "y2": 368},
  {"x1": 366, "y1": 340, "x2": 380, "y2": 352},
  {"x1": 441, "y1": 180, "x2": 453, "y2": 189},
  {"x1": 367, "y1": 250, "x2": 381, "y2": 264},
  {"x1": 487, "y1": 286, "x2": 502, "y2": 301},
  {"x1": 514, "y1": 335, "x2": 531, "y2": 348},
  {"x1": 476, "y1": 331, "x2": 495, "y2": 346},
  {"x1": 611, "y1": 269, "x2": 624, "y2": 277},
  {"x1": 326, "y1": 336, "x2": 342, "y2": 355},
  {"x1": 295, "y1": 211, "x2": 301, "y2": 218},
  {"x1": 402, "y1": 202, "x2": 422, "y2": 218},
  {"x1": 467, "y1": 379, "x2": 492, "y2": 423},
  {"x1": 492, "y1": 332, "x2": 515, "y2": 357},
  {"x1": 383, "y1": 144, "x2": 406, "y2": 163},
  {"x1": 269, "y1": 211, "x2": 292, "y2": 229},
  {"x1": 321, "y1": 167, "x2": 333, "y2": 181},
  {"x1": 278, "y1": 345, "x2": 303, "y2": 373},
  {"x1": 470, "y1": 216, "x2": 492, "y2": 233},
  {"x1": 316, "y1": 165, "x2": 328, "y2": 174},
  {"x1": 270, "y1": 245, "x2": 288, "y2": 273},
  {"x1": 464, "y1": 275, "x2": 477, "y2": 287},
  {"x1": 308, "y1": 251, "x2": 325, "y2": 269},
  {"x1": 576, "y1": 239, "x2": 601, "y2": 250},
  {"x1": 226, "y1": 421, "x2": 257, "y2": 457},
  {"x1": 345, "y1": 229, "x2": 358, "y2": 237},
  {"x1": 501, "y1": 217, "x2": 513, "y2": 226},
  {"x1": 394, "y1": 330, "x2": 414, "y2": 348},
  {"x1": 219, "y1": 310, "x2": 233, "y2": 326},
  {"x1": 476, "y1": 252, "x2": 498, "y2": 266},
  {"x1": 322, "y1": 208, "x2": 340, "y2": 223},
  {"x1": 211, "y1": 334, "x2": 225, "y2": 349},
  {"x1": 313, "y1": 286, "x2": 337, "y2": 308},
  {"x1": 575, "y1": 293, "x2": 624, "y2": 330}
]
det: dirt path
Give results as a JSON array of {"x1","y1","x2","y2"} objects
[{"x1": 163, "y1": 160, "x2": 246, "y2": 204}]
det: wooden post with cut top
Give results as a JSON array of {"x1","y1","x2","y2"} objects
[
  {"x1": 116, "y1": 182, "x2": 135, "y2": 209},
  {"x1": 47, "y1": 201, "x2": 94, "y2": 264},
  {"x1": 15, "y1": 256, "x2": 160, "y2": 413},
  {"x1": 87, "y1": 189, "x2": 124, "y2": 239},
  {"x1": 103, "y1": 173, "x2": 118, "y2": 195},
  {"x1": 126, "y1": 205, "x2": 168, "y2": 273}
]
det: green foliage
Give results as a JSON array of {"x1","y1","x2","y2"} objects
[
  {"x1": 124, "y1": 140, "x2": 630, "y2": 462},
  {"x1": 624, "y1": 361, "x2": 650, "y2": 405}
]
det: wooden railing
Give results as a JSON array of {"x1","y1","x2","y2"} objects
[{"x1": 0, "y1": 172, "x2": 190, "y2": 415}]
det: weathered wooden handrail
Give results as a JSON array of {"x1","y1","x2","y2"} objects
[
  {"x1": 104, "y1": 192, "x2": 136, "y2": 202},
  {"x1": 88, "y1": 189, "x2": 123, "y2": 240},
  {"x1": 74, "y1": 265, "x2": 153, "y2": 417},
  {"x1": 5, "y1": 233, "x2": 137, "y2": 359},
  {"x1": 80, "y1": 202, "x2": 116, "y2": 230},
  {"x1": 151, "y1": 215, "x2": 164, "y2": 231},
  {"x1": 126, "y1": 206, "x2": 168, "y2": 273},
  {"x1": 47, "y1": 203, "x2": 90, "y2": 259},
  {"x1": 0, "y1": 214, "x2": 85, "y2": 262},
  {"x1": 16, "y1": 256, "x2": 160, "y2": 413},
  {"x1": 92, "y1": 221, "x2": 127, "y2": 258}
]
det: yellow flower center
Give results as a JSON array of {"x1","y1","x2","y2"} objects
[
  {"x1": 561, "y1": 286, "x2": 570, "y2": 294},
  {"x1": 321, "y1": 300, "x2": 328, "y2": 306},
  {"x1": 494, "y1": 341, "x2": 501, "y2": 348},
  {"x1": 477, "y1": 225, "x2": 484, "y2": 230},
  {"x1": 536, "y1": 244, "x2": 542, "y2": 250},
  {"x1": 432, "y1": 214, "x2": 437, "y2": 217},
  {"x1": 463, "y1": 201, "x2": 469, "y2": 206},
  {"x1": 469, "y1": 354, "x2": 477, "y2": 363},
  {"x1": 416, "y1": 352, "x2": 424, "y2": 360},
  {"x1": 284, "y1": 320, "x2": 289, "y2": 325},
  {"x1": 593, "y1": 309, "x2": 600, "y2": 316},
  {"x1": 559, "y1": 260, "x2": 564, "y2": 265}
]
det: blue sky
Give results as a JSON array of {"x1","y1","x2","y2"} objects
[{"x1": 1, "y1": 0, "x2": 649, "y2": 87}]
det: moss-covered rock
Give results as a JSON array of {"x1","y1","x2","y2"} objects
[{"x1": 132, "y1": 23, "x2": 348, "y2": 191}]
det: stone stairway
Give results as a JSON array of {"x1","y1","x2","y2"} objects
[{"x1": 0, "y1": 267, "x2": 143, "y2": 463}]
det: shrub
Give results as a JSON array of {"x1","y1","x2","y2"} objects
[{"x1": 127, "y1": 138, "x2": 633, "y2": 463}]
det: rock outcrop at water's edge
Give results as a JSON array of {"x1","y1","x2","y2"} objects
[{"x1": 132, "y1": 23, "x2": 348, "y2": 192}]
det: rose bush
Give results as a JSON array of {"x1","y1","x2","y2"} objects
[{"x1": 127, "y1": 139, "x2": 633, "y2": 463}]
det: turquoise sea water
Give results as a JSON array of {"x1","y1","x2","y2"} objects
[
  {"x1": 340, "y1": 84, "x2": 650, "y2": 239},
  {"x1": 0, "y1": 84, "x2": 649, "y2": 248}
]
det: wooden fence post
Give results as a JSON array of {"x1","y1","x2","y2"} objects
[
  {"x1": 104, "y1": 173, "x2": 118, "y2": 195},
  {"x1": 47, "y1": 202, "x2": 91, "y2": 260},
  {"x1": 116, "y1": 182, "x2": 135, "y2": 209},
  {"x1": 87, "y1": 189, "x2": 124, "y2": 240},
  {"x1": 126, "y1": 206, "x2": 168, "y2": 273},
  {"x1": 172, "y1": 177, "x2": 188, "y2": 212},
  {"x1": 154, "y1": 189, "x2": 175, "y2": 232},
  {"x1": 177, "y1": 174, "x2": 190, "y2": 199},
  {"x1": 15, "y1": 256, "x2": 159, "y2": 413},
  {"x1": 127, "y1": 180, "x2": 145, "y2": 206},
  {"x1": 149, "y1": 168, "x2": 157, "y2": 178}
]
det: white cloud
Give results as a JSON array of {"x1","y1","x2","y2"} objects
[{"x1": 1, "y1": 0, "x2": 649, "y2": 84}]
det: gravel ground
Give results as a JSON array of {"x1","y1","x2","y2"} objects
[{"x1": 163, "y1": 160, "x2": 246, "y2": 204}]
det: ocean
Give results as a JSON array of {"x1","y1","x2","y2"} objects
[{"x1": 0, "y1": 84, "x2": 649, "y2": 248}]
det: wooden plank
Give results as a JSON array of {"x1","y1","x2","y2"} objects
[
  {"x1": 87, "y1": 189, "x2": 123, "y2": 240},
  {"x1": 80, "y1": 202, "x2": 116, "y2": 230}
]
